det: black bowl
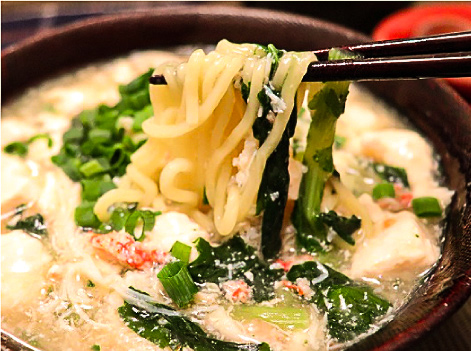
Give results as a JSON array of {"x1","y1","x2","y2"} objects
[{"x1": 2, "y1": 6, "x2": 471, "y2": 351}]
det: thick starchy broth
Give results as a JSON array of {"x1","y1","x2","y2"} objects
[{"x1": 1, "y1": 46, "x2": 453, "y2": 351}]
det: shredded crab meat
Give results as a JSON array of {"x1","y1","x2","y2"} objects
[
  {"x1": 89, "y1": 231, "x2": 168, "y2": 270},
  {"x1": 221, "y1": 280, "x2": 252, "y2": 303}
]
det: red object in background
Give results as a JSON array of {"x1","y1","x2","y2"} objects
[{"x1": 373, "y1": 4, "x2": 471, "y2": 101}]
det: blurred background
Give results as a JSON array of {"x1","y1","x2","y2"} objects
[
  {"x1": 2, "y1": 1, "x2": 471, "y2": 350},
  {"x1": 2, "y1": 1, "x2": 411, "y2": 47}
]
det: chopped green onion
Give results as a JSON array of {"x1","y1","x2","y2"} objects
[
  {"x1": 171, "y1": 241, "x2": 192, "y2": 264},
  {"x1": 79, "y1": 159, "x2": 109, "y2": 177},
  {"x1": 412, "y1": 197, "x2": 442, "y2": 217},
  {"x1": 88, "y1": 129, "x2": 112, "y2": 144},
  {"x1": 75, "y1": 201, "x2": 101, "y2": 228},
  {"x1": 157, "y1": 261, "x2": 198, "y2": 308},
  {"x1": 132, "y1": 105, "x2": 154, "y2": 132},
  {"x1": 372, "y1": 183, "x2": 396, "y2": 200},
  {"x1": 63, "y1": 126, "x2": 84, "y2": 143},
  {"x1": 87, "y1": 280, "x2": 95, "y2": 288},
  {"x1": 232, "y1": 305, "x2": 310, "y2": 330},
  {"x1": 124, "y1": 210, "x2": 158, "y2": 241},
  {"x1": 81, "y1": 176, "x2": 116, "y2": 202},
  {"x1": 4, "y1": 141, "x2": 29, "y2": 156},
  {"x1": 91, "y1": 345, "x2": 101, "y2": 351},
  {"x1": 3, "y1": 134, "x2": 53, "y2": 157}
]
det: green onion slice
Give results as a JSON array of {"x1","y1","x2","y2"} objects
[
  {"x1": 170, "y1": 241, "x2": 192, "y2": 265},
  {"x1": 157, "y1": 261, "x2": 198, "y2": 308},
  {"x1": 124, "y1": 210, "x2": 158, "y2": 241},
  {"x1": 412, "y1": 197, "x2": 442, "y2": 217},
  {"x1": 372, "y1": 183, "x2": 396, "y2": 200}
]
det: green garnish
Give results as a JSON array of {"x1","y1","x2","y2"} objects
[
  {"x1": 87, "y1": 280, "x2": 96, "y2": 288},
  {"x1": 7, "y1": 213, "x2": 47, "y2": 238},
  {"x1": 118, "y1": 291, "x2": 270, "y2": 351},
  {"x1": 372, "y1": 163, "x2": 410, "y2": 188},
  {"x1": 318, "y1": 211, "x2": 361, "y2": 246},
  {"x1": 170, "y1": 241, "x2": 192, "y2": 264},
  {"x1": 287, "y1": 261, "x2": 390, "y2": 341},
  {"x1": 232, "y1": 305, "x2": 310, "y2": 330},
  {"x1": 91, "y1": 345, "x2": 100, "y2": 351},
  {"x1": 124, "y1": 210, "x2": 158, "y2": 241},
  {"x1": 52, "y1": 69, "x2": 153, "y2": 231},
  {"x1": 157, "y1": 261, "x2": 198, "y2": 308},
  {"x1": 292, "y1": 49, "x2": 355, "y2": 253},
  {"x1": 372, "y1": 183, "x2": 396, "y2": 200},
  {"x1": 4, "y1": 134, "x2": 53, "y2": 157},
  {"x1": 412, "y1": 197, "x2": 442, "y2": 217},
  {"x1": 188, "y1": 236, "x2": 283, "y2": 302}
]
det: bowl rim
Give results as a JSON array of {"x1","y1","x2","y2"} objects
[{"x1": 2, "y1": 5, "x2": 471, "y2": 351}]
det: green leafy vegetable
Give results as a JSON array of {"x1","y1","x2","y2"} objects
[
  {"x1": 158, "y1": 261, "x2": 198, "y2": 308},
  {"x1": 7, "y1": 213, "x2": 47, "y2": 238},
  {"x1": 372, "y1": 183, "x2": 396, "y2": 200},
  {"x1": 91, "y1": 345, "x2": 101, "y2": 351},
  {"x1": 4, "y1": 133, "x2": 53, "y2": 157},
  {"x1": 232, "y1": 305, "x2": 309, "y2": 330},
  {"x1": 247, "y1": 54, "x2": 295, "y2": 258},
  {"x1": 318, "y1": 211, "x2": 361, "y2": 246},
  {"x1": 372, "y1": 163, "x2": 410, "y2": 188},
  {"x1": 287, "y1": 261, "x2": 390, "y2": 341},
  {"x1": 188, "y1": 236, "x2": 283, "y2": 302},
  {"x1": 412, "y1": 197, "x2": 442, "y2": 217},
  {"x1": 52, "y1": 69, "x2": 153, "y2": 231},
  {"x1": 292, "y1": 49, "x2": 355, "y2": 253},
  {"x1": 118, "y1": 295, "x2": 271, "y2": 351}
]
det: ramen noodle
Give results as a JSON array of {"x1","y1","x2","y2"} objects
[{"x1": 1, "y1": 41, "x2": 453, "y2": 351}]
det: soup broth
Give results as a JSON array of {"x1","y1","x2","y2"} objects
[{"x1": 1, "y1": 46, "x2": 453, "y2": 351}]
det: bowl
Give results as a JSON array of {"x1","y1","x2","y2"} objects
[
  {"x1": 2, "y1": 5, "x2": 471, "y2": 351},
  {"x1": 372, "y1": 4, "x2": 471, "y2": 101}
]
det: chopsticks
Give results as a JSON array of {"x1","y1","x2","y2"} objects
[
  {"x1": 149, "y1": 31, "x2": 471, "y2": 84},
  {"x1": 307, "y1": 31, "x2": 471, "y2": 82}
]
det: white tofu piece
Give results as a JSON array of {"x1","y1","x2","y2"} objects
[
  {"x1": 1, "y1": 231, "x2": 52, "y2": 309},
  {"x1": 1, "y1": 155, "x2": 38, "y2": 213},
  {"x1": 350, "y1": 128, "x2": 454, "y2": 208},
  {"x1": 145, "y1": 211, "x2": 209, "y2": 259},
  {"x1": 350, "y1": 211, "x2": 439, "y2": 280}
]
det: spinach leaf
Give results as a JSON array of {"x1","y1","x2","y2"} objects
[
  {"x1": 7, "y1": 213, "x2": 47, "y2": 238},
  {"x1": 287, "y1": 261, "x2": 390, "y2": 341},
  {"x1": 118, "y1": 298, "x2": 271, "y2": 351},
  {"x1": 292, "y1": 49, "x2": 355, "y2": 253},
  {"x1": 372, "y1": 162, "x2": 410, "y2": 188},
  {"x1": 238, "y1": 44, "x2": 290, "y2": 259},
  {"x1": 188, "y1": 236, "x2": 283, "y2": 302},
  {"x1": 256, "y1": 102, "x2": 297, "y2": 259},
  {"x1": 318, "y1": 211, "x2": 361, "y2": 246},
  {"x1": 251, "y1": 83, "x2": 295, "y2": 258}
]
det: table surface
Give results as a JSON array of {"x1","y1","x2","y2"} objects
[{"x1": 2, "y1": 2, "x2": 471, "y2": 351}]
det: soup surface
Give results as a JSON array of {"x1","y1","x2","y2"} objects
[{"x1": 1, "y1": 45, "x2": 453, "y2": 351}]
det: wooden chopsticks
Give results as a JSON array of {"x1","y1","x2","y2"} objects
[{"x1": 149, "y1": 31, "x2": 471, "y2": 84}]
